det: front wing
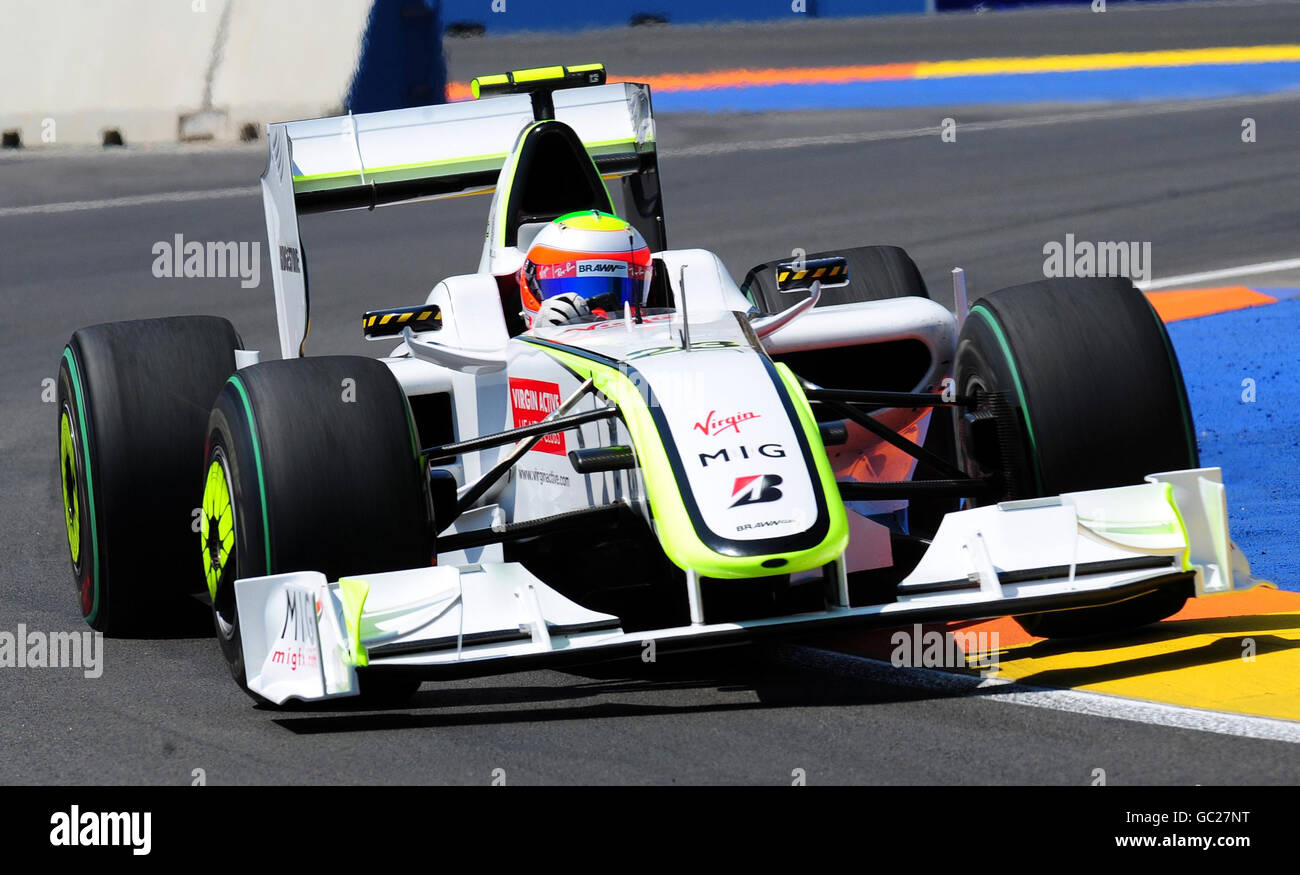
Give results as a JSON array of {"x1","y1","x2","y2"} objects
[{"x1": 234, "y1": 467, "x2": 1270, "y2": 704}]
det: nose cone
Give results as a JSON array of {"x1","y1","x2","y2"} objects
[{"x1": 627, "y1": 346, "x2": 848, "y2": 577}]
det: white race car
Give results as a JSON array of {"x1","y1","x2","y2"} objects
[{"x1": 55, "y1": 64, "x2": 1269, "y2": 705}]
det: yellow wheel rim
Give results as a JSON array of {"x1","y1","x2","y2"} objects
[
  {"x1": 201, "y1": 454, "x2": 235, "y2": 601},
  {"x1": 59, "y1": 409, "x2": 80, "y2": 565}
]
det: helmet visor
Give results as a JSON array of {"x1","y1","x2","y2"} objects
[{"x1": 534, "y1": 258, "x2": 651, "y2": 310}]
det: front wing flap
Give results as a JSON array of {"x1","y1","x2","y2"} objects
[{"x1": 233, "y1": 467, "x2": 1268, "y2": 704}]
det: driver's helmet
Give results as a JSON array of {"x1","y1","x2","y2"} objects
[{"x1": 518, "y1": 210, "x2": 653, "y2": 321}]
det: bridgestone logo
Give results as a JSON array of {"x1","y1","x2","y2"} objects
[
  {"x1": 729, "y1": 474, "x2": 783, "y2": 507},
  {"x1": 279, "y1": 244, "x2": 301, "y2": 273}
]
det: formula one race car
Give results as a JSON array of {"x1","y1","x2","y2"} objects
[{"x1": 56, "y1": 64, "x2": 1269, "y2": 705}]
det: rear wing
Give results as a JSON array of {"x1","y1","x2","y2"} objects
[{"x1": 261, "y1": 73, "x2": 661, "y2": 359}]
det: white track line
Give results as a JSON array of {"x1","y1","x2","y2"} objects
[
  {"x1": 0, "y1": 186, "x2": 256, "y2": 218},
  {"x1": 1137, "y1": 258, "x2": 1300, "y2": 290},
  {"x1": 775, "y1": 643, "x2": 1300, "y2": 745}
]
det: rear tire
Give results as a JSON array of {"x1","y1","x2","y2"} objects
[
  {"x1": 57, "y1": 316, "x2": 239, "y2": 635},
  {"x1": 953, "y1": 278, "x2": 1199, "y2": 638},
  {"x1": 746, "y1": 244, "x2": 955, "y2": 538},
  {"x1": 202, "y1": 356, "x2": 433, "y2": 703},
  {"x1": 742, "y1": 244, "x2": 930, "y2": 314}
]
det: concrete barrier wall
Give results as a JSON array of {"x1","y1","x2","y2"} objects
[
  {"x1": 2, "y1": 0, "x2": 935, "y2": 147},
  {"x1": 1, "y1": 0, "x2": 374, "y2": 146},
  {"x1": 10, "y1": 0, "x2": 1105, "y2": 146},
  {"x1": 209, "y1": 0, "x2": 377, "y2": 131}
]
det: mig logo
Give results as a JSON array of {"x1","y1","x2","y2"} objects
[{"x1": 730, "y1": 475, "x2": 783, "y2": 507}]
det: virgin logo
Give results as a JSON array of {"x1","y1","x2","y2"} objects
[{"x1": 693, "y1": 410, "x2": 761, "y2": 437}]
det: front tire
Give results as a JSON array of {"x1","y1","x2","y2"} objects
[
  {"x1": 202, "y1": 356, "x2": 433, "y2": 701},
  {"x1": 58, "y1": 317, "x2": 239, "y2": 635},
  {"x1": 953, "y1": 277, "x2": 1199, "y2": 638}
]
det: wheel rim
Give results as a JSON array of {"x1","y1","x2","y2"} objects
[
  {"x1": 59, "y1": 405, "x2": 81, "y2": 568},
  {"x1": 201, "y1": 447, "x2": 237, "y2": 638},
  {"x1": 959, "y1": 373, "x2": 992, "y2": 479}
]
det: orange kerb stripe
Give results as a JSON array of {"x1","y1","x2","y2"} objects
[
  {"x1": 631, "y1": 63, "x2": 921, "y2": 91},
  {"x1": 815, "y1": 588, "x2": 1300, "y2": 659},
  {"x1": 446, "y1": 63, "x2": 921, "y2": 101},
  {"x1": 1145, "y1": 286, "x2": 1277, "y2": 322},
  {"x1": 1167, "y1": 586, "x2": 1300, "y2": 620},
  {"x1": 948, "y1": 588, "x2": 1300, "y2": 651}
]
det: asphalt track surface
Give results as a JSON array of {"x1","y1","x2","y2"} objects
[
  {"x1": 3, "y1": 4, "x2": 1300, "y2": 784},
  {"x1": 440, "y1": 0, "x2": 1300, "y2": 77}
]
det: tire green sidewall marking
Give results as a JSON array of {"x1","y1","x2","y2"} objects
[
  {"x1": 1140, "y1": 294, "x2": 1199, "y2": 466},
  {"x1": 969, "y1": 304, "x2": 1044, "y2": 494},
  {"x1": 61, "y1": 348, "x2": 101, "y2": 624},
  {"x1": 59, "y1": 409, "x2": 81, "y2": 565},
  {"x1": 403, "y1": 397, "x2": 420, "y2": 463},
  {"x1": 227, "y1": 375, "x2": 273, "y2": 574}
]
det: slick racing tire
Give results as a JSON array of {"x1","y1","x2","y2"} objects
[
  {"x1": 57, "y1": 316, "x2": 240, "y2": 635},
  {"x1": 953, "y1": 277, "x2": 1199, "y2": 638},
  {"x1": 741, "y1": 244, "x2": 930, "y2": 314},
  {"x1": 202, "y1": 355, "x2": 433, "y2": 704}
]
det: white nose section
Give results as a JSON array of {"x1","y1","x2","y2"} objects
[{"x1": 635, "y1": 347, "x2": 821, "y2": 546}]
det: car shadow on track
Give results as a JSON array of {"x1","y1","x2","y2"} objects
[
  {"x1": 266, "y1": 644, "x2": 933, "y2": 734},
  {"x1": 264, "y1": 614, "x2": 1300, "y2": 732},
  {"x1": 993, "y1": 614, "x2": 1300, "y2": 689},
  {"x1": 99, "y1": 596, "x2": 216, "y2": 640}
]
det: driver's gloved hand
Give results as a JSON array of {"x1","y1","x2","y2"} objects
[{"x1": 534, "y1": 292, "x2": 591, "y2": 326}]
